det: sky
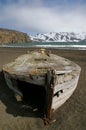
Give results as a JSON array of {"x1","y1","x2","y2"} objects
[{"x1": 0, "y1": 0, "x2": 86, "y2": 35}]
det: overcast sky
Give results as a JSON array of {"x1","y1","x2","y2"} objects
[{"x1": 0, "y1": 0, "x2": 86, "y2": 34}]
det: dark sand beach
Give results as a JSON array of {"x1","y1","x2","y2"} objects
[{"x1": 0, "y1": 47, "x2": 86, "y2": 130}]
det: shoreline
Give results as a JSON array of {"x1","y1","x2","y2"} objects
[{"x1": 0, "y1": 44, "x2": 86, "y2": 50}]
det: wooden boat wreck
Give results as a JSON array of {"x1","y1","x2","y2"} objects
[{"x1": 3, "y1": 49, "x2": 81, "y2": 125}]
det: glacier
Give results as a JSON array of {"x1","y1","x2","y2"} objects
[{"x1": 30, "y1": 32, "x2": 86, "y2": 42}]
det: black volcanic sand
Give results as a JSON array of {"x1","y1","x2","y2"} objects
[{"x1": 0, "y1": 47, "x2": 86, "y2": 130}]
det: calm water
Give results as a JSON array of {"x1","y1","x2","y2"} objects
[{"x1": 0, "y1": 42, "x2": 86, "y2": 50}]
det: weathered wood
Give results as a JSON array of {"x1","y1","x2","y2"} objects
[
  {"x1": 3, "y1": 50, "x2": 81, "y2": 125},
  {"x1": 43, "y1": 69, "x2": 56, "y2": 125}
]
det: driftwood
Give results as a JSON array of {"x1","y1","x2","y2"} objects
[{"x1": 43, "y1": 69, "x2": 56, "y2": 125}]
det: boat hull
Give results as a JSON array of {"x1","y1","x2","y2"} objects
[
  {"x1": 52, "y1": 76, "x2": 79, "y2": 110},
  {"x1": 2, "y1": 49, "x2": 81, "y2": 124},
  {"x1": 3, "y1": 69, "x2": 80, "y2": 111}
]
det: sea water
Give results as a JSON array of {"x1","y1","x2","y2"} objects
[{"x1": 0, "y1": 42, "x2": 86, "y2": 50}]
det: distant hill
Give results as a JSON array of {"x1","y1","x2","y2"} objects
[
  {"x1": 30, "y1": 32, "x2": 86, "y2": 42},
  {"x1": 0, "y1": 28, "x2": 32, "y2": 44}
]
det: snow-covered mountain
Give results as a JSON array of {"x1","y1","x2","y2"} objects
[{"x1": 30, "y1": 32, "x2": 86, "y2": 42}]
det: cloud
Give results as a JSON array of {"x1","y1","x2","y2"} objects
[{"x1": 0, "y1": 0, "x2": 86, "y2": 34}]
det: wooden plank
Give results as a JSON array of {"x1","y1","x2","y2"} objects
[{"x1": 43, "y1": 69, "x2": 56, "y2": 125}]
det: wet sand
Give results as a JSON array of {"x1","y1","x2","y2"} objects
[{"x1": 0, "y1": 47, "x2": 86, "y2": 130}]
